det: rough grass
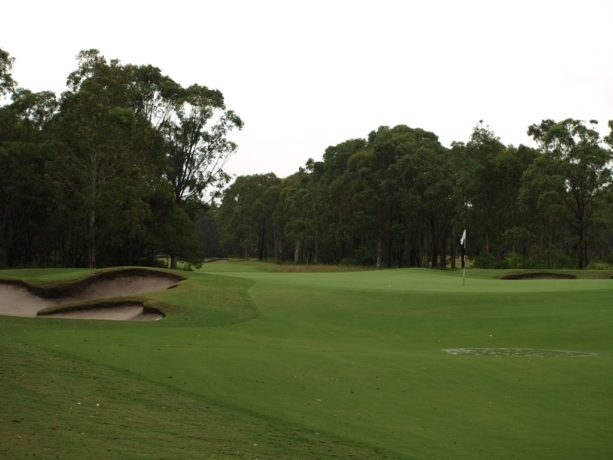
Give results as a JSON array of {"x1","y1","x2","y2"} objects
[{"x1": 2, "y1": 264, "x2": 613, "y2": 458}]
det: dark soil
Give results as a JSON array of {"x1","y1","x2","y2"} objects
[{"x1": 501, "y1": 272, "x2": 577, "y2": 280}]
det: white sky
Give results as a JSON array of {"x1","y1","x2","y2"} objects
[{"x1": 2, "y1": 0, "x2": 613, "y2": 178}]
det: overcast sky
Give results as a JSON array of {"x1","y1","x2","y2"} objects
[{"x1": 2, "y1": 0, "x2": 612, "y2": 178}]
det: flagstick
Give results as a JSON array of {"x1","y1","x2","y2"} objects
[{"x1": 460, "y1": 229, "x2": 467, "y2": 287}]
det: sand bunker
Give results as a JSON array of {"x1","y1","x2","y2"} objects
[
  {"x1": 502, "y1": 272, "x2": 576, "y2": 280},
  {"x1": 0, "y1": 284, "x2": 54, "y2": 317},
  {"x1": 0, "y1": 269, "x2": 183, "y2": 321},
  {"x1": 43, "y1": 304, "x2": 163, "y2": 321},
  {"x1": 442, "y1": 348, "x2": 597, "y2": 357},
  {"x1": 61, "y1": 275, "x2": 180, "y2": 303}
]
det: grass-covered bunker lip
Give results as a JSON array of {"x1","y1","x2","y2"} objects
[{"x1": 0, "y1": 267, "x2": 185, "y2": 321}]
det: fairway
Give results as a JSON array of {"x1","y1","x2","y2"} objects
[{"x1": 2, "y1": 263, "x2": 613, "y2": 459}]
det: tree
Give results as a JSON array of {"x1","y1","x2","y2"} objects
[
  {"x1": 55, "y1": 50, "x2": 152, "y2": 268},
  {"x1": 0, "y1": 48, "x2": 16, "y2": 97},
  {"x1": 525, "y1": 119, "x2": 612, "y2": 268},
  {"x1": 161, "y1": 85, "x2": 243, "y2": 206},
  {"x1": 133, "y1": 76, "x2": 244, "y2": 268},
  {"x1": 217, "y1": 174, "x2": 280, "y2": 259}
]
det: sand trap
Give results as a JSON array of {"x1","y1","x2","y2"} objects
[
  {"x1": 502, "y1": 272, "x2": 576, "y2": 280},
  {"x1": 443, "y1": 348, "x2": 597, "y2": 357},
  {"x1": 62, "y1": 276, "x2": 178, "y2": 303},
  {"x1": 0, "y1": 285, "x2": 54, "y2": 317},
  {"x1": 0, "y1": 269, "x2": 182, "y2": 321},
  {"x1": 44, "y1": 305, "x2": 163, "y2": 321}
]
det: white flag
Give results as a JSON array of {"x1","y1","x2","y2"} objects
[{"x1": 460, "y1": 229, "x2": 466, "y2": 247}]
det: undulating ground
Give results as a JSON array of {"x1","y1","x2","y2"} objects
[{"x1": 1, "y1": 263, "x2": 613, "y2": 459}]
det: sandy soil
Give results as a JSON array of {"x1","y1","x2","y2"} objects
[
  {"x1": 45, "y1": 305, "x2": 163, "y2": 321},
  {"x1": 0, "y1": 285, "x2": 54, "y2": 317},
  {"x1": 0, "y1": 273, "x2": 177, "y2": 320},
  {"x1": 62, "y1": 276, "x2": 177, "y2": 302}
]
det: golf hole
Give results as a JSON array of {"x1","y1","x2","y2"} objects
[{"x1": 442, "y1": 348, "x2": 597, "y2": 357}]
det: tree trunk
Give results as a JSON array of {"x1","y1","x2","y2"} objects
[
  {"x1": 578, "y1": 225, "x2": 585, "y2": 269},
  {"x1": 386, "y1": 213, "x2": 393, "y2": 268},
  {"x1": 258, "y1": 224, "x2": 266, "y2": 260},
  {"x1": 88, "y1": 209, "x2": 96, "y2": 269},
  {"x1": 170, "y1": 254, "x2": 178, "y2": 269},
  {"x1": 88, "y1": 149, "x2": 98, "y2": 269},
  {"x1": 450, "y1": 230, "x2": 456, "y2": 269},
  {"x1": 294, "y1": 238, "x2": 301, "y2": 264},
  {"x1": 409, "y1": 235, "x2": 417, "y2": 267},
  {"x1": 376, "y1": 238, "x2": 382, "y2": 270},
  {"x1": 430, "y1": 219, "x2": 437, "y2": 269}
]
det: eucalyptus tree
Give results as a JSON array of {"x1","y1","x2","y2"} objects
[
  {"x1": 217, "y1": 173, "x2": 281, "y2": 258},
  {"x1": 367, "y1": 125, "x2": 452, "y2": 267},
  {"x1": 0, "y1": 66, "x2": 60, "y2": 267},
  {"x1": 55, "y1": 49, "x2": 152, "y2": 268},
  {"x1": 455, "y1": 125, "x2": 507, "y2": 257},
  {"x1": 127, "y1": 66, "x2": 243, "y2": 267},
  {"x1": 161, "y1": 85, "x2": 242, "y2": 207},
  {"x1": 523, "y1": 119, "x2": 612, "y2": 268},
  {"x1": 6, "y1": 89, "x2": 58, "y2": 141},
  {"x1": 0, "y1": 48, "x2": 16, "y2": 97}
]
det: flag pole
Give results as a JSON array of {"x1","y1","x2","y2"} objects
[{"x1": 460, "y1": 229, "x2": 466, "y2": 287}]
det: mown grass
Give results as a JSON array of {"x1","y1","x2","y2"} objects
[
  {"x1": 0, "y1": 341, "x2": 389, "y2": 459},
  {"x1": 2, "y1": 265, "x2": 613, "y2": 459},
  {"x1": 272, "y1": 263, "x2": 371, "y2": 273}
]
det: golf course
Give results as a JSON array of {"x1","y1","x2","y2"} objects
[{"x1": 1, "y1": 262, "x2": 613, "y2": 459}]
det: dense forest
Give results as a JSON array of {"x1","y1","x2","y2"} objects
[
  {"x1": 1, "y1": 48, "x2": 613, "y2": 269},
  {"x1": 0, "y1": 48, "x2": 241, "y2": 269},
  {"x1": 212, "y1": 121, "x2": 613, "y2": 269}
]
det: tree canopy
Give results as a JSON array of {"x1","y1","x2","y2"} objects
[
  {"x1": 0, "y1": 48, "x2": 240, "y2": 268},
  {"x1": 1, "y1": 47, "x2": 612, "y2": 270},
  {"x1": 214, "y1": 122, "x2": 613, "y2": 269}
]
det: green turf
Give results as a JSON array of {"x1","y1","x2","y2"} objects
[{"x1": 2, "y1": 265, "x2": 613, "y2": 459}]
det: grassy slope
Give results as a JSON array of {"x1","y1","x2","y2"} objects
[{"x1": 2, "y1": 265, "x2": 613, "y2": 458}]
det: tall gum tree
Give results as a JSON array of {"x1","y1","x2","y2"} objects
[
  {"x1": 0, "y1": 48, "x2": 16, "y2": 98},
  {"x1": 525, "y1": 119, "x2": 612, "y2": 268},
  {"x1": 155, "y1": 84, "x2": 243, "y2": 268},
  {"x1": 57, "y1": 50, "x2": 149, "y2": 268}
]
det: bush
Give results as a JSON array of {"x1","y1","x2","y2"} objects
[
  {"x1": 504, "y1": 252, "x2": 523, "y2": 269},
  {"x1": 587, "y1": 261, "x2": 613, "y2": 270},
  {"x1": 473, "y1": 254, "x2": 509, "y2": 269},
  {"x1": 354, "y1": 247, "x2": 375, "y2": 266},
  {"x1": 339, "y1": 257, "x2": 357, "y2": 266}
]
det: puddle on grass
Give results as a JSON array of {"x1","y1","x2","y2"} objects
[{"x1": 442, "y1": 348, "x2": 598, "y2": 357}]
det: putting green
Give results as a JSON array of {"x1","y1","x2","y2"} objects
[{"x1": 1, "y1": 264, "x2": 612, "y2": 459}]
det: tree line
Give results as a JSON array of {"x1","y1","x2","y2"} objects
[
  {"x1": 0, "y1": 48, "x2": 241, "y2": 268},
  {"x1": 212, "y1": 121, "x2": 613, "y2": 269},
  {"x1": 2, "y1": 48, "x2": 612, "y2": 270}
]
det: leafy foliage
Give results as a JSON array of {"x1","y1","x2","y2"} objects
[
  {"x1": 215, "y1": 121, "x2": 613, "y2": 269},
  {"x1": 0, "y1": 49, "x2": 240, "y2": 268}
]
